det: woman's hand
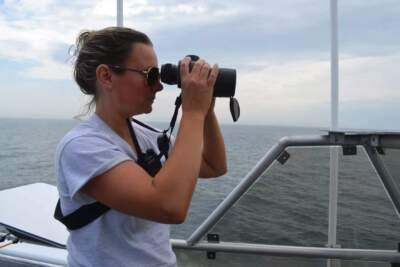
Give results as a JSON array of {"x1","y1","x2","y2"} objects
[{"x1": 179, "y1": 57, "x2": 219, "y2": 119}]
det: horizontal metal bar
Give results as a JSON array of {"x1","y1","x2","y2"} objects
[
  {"x1": 380, "y1": 135, "x2": 400, "y2": 149},
  {"x1": 0, "y1": 253, "x2": 60, "y2": 267},
  {"x1": 172, "y1": 239, "x2": 400, "y2": 262},
  {"x1": 3, "y1": 239, "x2": 400, "y2": 265},
  {"x1": 0, "y1": 242, "x2": 67, "y2": 266}
]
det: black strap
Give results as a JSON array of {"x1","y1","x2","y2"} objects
[
  {"x1": 126, "y1": 118, "x2": 145, "y2": 159},
  {"x1": 54, "y1": 199, "x2": 109, "y2": 230},
  {"x1": 132, "y1": 118, "x2": 163, "y2": 133},
  {"x1": 169, "y1": 94, "x2": 182, "y2": 136}
]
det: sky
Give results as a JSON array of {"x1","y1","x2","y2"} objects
[{"x1": 0, "y1": 0, "x2": 399, "y2": 129}]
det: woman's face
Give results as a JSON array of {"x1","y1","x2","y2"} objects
[{"x1": 111, "y1": 43, "x2": 163, "y2": 116}]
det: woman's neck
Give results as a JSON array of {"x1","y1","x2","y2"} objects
[{"x1": 95, "y1": 103, "x2": 132, "y2": 141}]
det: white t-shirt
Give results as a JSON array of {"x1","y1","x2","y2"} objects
[{"x1": 55, "y1": 113, "x2": 177, "y2": 267}]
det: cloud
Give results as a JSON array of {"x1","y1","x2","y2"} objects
[
  {"x1": 25, "y1": 58, "x2": 72, "y2": 80},
  {"x1": 0, "y1": 0, "x2": 249, "y2": 80},
  {"x1": 1, "y1": 0, "x2": 399, "y2": 80},
  {"x1": 0, "y1": 1, "x2": 114, "y2": 80},
  {"x1": 229, "y1": 53, "x2": 400, "y2": 126},
  {"x1": 3, "y1": 0, "x2": 53, "y2": 14},
  {"x1": 339, "y1": 54, "x2": 400, "y2": 101}
]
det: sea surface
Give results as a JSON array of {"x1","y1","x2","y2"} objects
[{"x1": 1, "y1": 117, "x2": 400, "y2": 266}]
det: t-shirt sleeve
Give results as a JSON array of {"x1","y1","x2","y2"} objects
[{"x1": 58, "y1": 135, "x2": 132, "y2": 202}]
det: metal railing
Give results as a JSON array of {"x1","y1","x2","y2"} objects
[{"x1": 177, "y1": 131, "x2": 400, "y2": 265}]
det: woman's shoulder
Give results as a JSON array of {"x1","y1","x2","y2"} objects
[{"x1": 56, "y1": 117, "x2": 111, "y2": 158}]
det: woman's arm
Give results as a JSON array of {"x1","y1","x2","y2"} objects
[{"x1": 199, "y1": 99, "x2": 228, "y2": 178}]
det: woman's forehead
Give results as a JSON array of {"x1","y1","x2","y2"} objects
[{"x1": 127, "y1": 43, "x2": 158, "y2": 68}]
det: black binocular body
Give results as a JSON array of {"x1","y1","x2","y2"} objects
[{"x1": 160, "y1": 57, "x2": 237, "y2": 98}]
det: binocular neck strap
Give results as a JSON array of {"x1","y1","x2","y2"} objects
[
  {"x1": 126, "y1": 118, "x2": 145, "y2": 159},
  {"x1": 125, "y1": 94, "x2": 182, "y2": 160},
  {"x1": 166, "y1": 94, "x2": 182, "y2": 136}
]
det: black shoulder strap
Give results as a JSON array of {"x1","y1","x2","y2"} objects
[
  {"x1": 126, "y1": 118, "x2": 145, "y2": 159},
  {"x1": 54, "y1": 199, "x2": 109, "y2": 230},
  {"x1": 132, "y1": 118, "x2": 163, "y2": 133}
]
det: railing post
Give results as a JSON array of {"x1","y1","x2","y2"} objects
[
  {"x1": 328, "y1": 1, "x2": 340, "y2": 267},
  {"x1": 117, "y1": 0, "x2": 123, "y2": 27}
]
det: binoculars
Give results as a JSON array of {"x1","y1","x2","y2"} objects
[{"x1": 160, "y1": 55, "x2": 240, "y2": 122}]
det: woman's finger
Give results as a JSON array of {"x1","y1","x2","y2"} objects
[
  {"x1": 207, "y1": 64, "x2": 219, "y2": 88},
  {"x1": 199, "y1": 63, "x2": 211, "y2": 81},
  {"x1": 180, "y1": 57, "x2": 191, "y2": 79}
]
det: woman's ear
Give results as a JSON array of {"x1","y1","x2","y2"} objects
[{"x1": 96, "y1": 64, "x2": 113, "y2": 92}]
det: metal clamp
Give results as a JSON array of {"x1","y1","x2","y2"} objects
[
  {"x1": 330, "y1": 132, "x2": 345, "y2": 144},
  {"x1": 370, "y1": 135, "x2": 380, "y2": 147},
  {"x1": 206, "y1": 233, "x2": 219, "y2": 260},
  {"x1": 277, "y1": 150, "x2": 290, "y2": 165},
  {"x1": 376, "y1": 147, "x2": 385, "y2": 155},
  {"x1": 342, "y1": 145, "x2": 357, "y2": 156},
  {"x1": 391, "y1": 243, "x2": 400, "y2": 267}
]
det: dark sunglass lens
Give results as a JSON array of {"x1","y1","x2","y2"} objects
[{"x1": 147, "y1": 67, "x2": 160, "y2": 86}]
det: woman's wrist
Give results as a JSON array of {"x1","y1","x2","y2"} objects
[{"x1": 182, "y1": 110, "x2": 206, "y2": 123}]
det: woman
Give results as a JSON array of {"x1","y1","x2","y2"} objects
[{"x1": 55, "y1": 27, "x2": 227, "y2": 267}]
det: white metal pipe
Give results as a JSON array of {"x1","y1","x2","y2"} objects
[
  {"x1": 171, "y1": 240, "x2": 400, "y2": 262},
  {"x1": 0, "y1": 254, "x2": 60, "y2": 267},
  {"x1": 328, "y1": 148, "x2": 339, "y2": 246},
  {"x1": 0, "y1": 243, "x2": 67, "y2": 266},
  {"x1": 328, "y1": 1, "x2": 340, "y2": 266},
  {"x1": 330, "y1": 0, "x2": 339, "y2": 130},
  {"x1": 117, "y1": 0, "x2": 123, "y2": 27},
  {"x1": 2, "y1": 239, "x2": 400, "y2": 265},
  {"x1": 328, "y1": 0, "x2": 339, "y2": 249}
]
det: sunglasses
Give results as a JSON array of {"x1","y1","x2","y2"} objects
[{"x1": 109, "y1": 65, "x2": 160, "y2": 87}]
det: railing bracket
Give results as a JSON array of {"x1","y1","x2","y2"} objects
[
  {"x1": 390, "y1": 242, "x2": 400, "y2": 267},
  {"x1": 206, "y1": 233, "x2": 219, "y2": 260},
  {"x1": 376, "y1": 147, "x2": 385, "y2": 155},
  {"x1": 342, "y1": 145, "x2": 357, "y2": 156},
  {"x1": 330, "y1": 132, "x2": 345, "y2": 144},
  {"x1": 370, "y1": 135, "x2": 380, "y2": 147},
  {"x1": 277, "y1": 150, "x2": 290, "y2": 165}
]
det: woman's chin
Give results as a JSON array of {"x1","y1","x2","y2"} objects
[{"x1": 143, "y1": 105, "x2": 152, "y2": 114}]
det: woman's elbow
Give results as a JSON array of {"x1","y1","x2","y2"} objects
[
  {"x1": 161, "y1": 201, "x2": 189, "y2": 224},
  {"x1": 219, "y1": 164, "x2": 228, "y2": 176},
  {"x1": 212, "y1": 163, "x2": 228, "y2": 177},
  {"x1": 165, "y1": 209, "x2": 187, "y2": 224}
]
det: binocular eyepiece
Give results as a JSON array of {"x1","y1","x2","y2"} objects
[{"x1": 160, "y1": 55, "x2": 237, "y2": 98}]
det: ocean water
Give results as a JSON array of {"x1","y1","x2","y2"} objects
[{"x1": 1, "y1": 117, "x2": 400, "y2": 264}]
